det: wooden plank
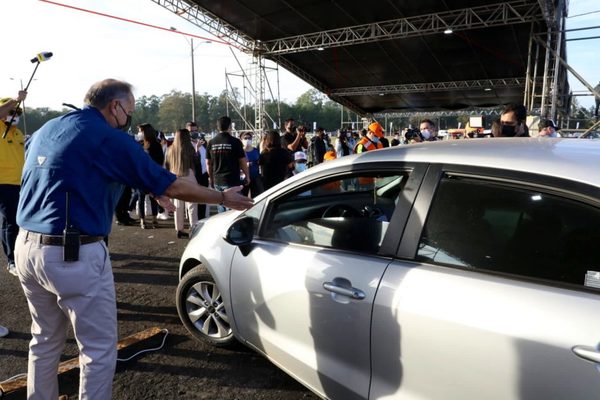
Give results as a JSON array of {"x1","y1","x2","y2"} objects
[{"x1": 0, "y1": 327, "x2": 164, "y2": 395}]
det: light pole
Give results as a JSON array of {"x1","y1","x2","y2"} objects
[{"x1": 170, "y1": 27, "x2": 210, "y2": 122}]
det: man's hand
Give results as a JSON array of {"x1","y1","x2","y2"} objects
[
  {"x1": 222, "y1": 186, "x2": 253, "y2": 210},
  {"x1": 16, "y1": 90, "x2": 27, "y2": 102},
  {"x1": 155, "y1": 195, "x2": 176, "y2": 213}
]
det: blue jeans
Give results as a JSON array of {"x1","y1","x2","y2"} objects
[
  {"x1": 214, "y1": 184, "x2": 232, "y2": 214},
  {"x1": 0, "y1": 184, "x2": 19, "y2": 265}
]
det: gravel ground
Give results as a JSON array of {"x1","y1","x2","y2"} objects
[{"x1": 0, "y1": 215, "x2": 317, "y2": 399}]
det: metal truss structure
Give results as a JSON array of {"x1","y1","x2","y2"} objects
[
  {"x1": 150, "y1": 0, "x2": 254, "y2": 51},
  {"x1": 262, "y1": 1, "x2": 543, "y2": 55},
  {"x1": 151, "y1": 0, "x2": 579, "y2": 127},
  {"x1": 331, "y1": 78, "x2": 527, "y2": 97}
]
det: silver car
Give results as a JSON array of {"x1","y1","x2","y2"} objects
[{"x1": 176, "y1": 138, "x2": 600, "y2": 400}]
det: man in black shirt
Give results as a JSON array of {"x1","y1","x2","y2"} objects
[
  {"x1": 308, "y1": 126, "x2": 327, "y2": 166},
  {"x1": 206, "y1": 116, "x2": 250, "y2": 213},
  {"x1": 281, "y1": 118, "x2": 308, "y2": 153}
]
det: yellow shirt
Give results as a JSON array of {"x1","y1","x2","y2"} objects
[{"x1": 0, "y1": 120, "x2": 25, "y2": 185}]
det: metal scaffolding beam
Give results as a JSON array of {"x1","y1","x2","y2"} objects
[
  {"x1": 262, "y1": 1, "x2": 543, "y2": 55},
  {"x1": 150, "y1": 0, "x2": 254, "y2": 51},
  {"x1": 330, "y1": 78, "x2": 527, "y2": 96},
  {"x1": 374, "y1": 107, "x2": 542, "y2": 118}
]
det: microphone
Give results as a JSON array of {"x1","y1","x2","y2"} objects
[{"x1": 30, "y1": 52, "x2": 53, "y2": 63}]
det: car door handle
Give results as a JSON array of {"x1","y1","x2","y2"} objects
[
  {"x1": 323, "y1": 282, "x2": 366, "y2": 300},
  {"x1": 572, "y1": 345, "x2": 600, "y2": 363}
]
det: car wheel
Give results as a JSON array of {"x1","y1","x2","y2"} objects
[{"x1": 176, "y1": 265, "x2": 235, "y2": 346}]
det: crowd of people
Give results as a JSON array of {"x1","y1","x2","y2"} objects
[
  {"x1": 0, "y1": 82, "x2": 565, "y2": 400},
  {"x1": 116, "y1": 102, "x2": 562, "y2": 240}
]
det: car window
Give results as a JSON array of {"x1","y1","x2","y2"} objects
[
  {"x1": 260, "y1": 171, "x2": 410, "y2": 254},
  {"x1": 417, "y1": 176, "x2": 600, "y2": 290}
]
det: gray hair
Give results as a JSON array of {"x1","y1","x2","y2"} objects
[{"x1": 84, "y1": 79, "x2": 133, "y2": 109}]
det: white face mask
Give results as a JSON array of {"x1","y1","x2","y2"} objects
[
  {"x1": 135, "y1": 133, "x2": 144, "y2": 141},
  {"x1": 243, "y1": 139, "x2": 253, "y2": 147},
  {"x1": 421, "y1": 129, "x2": 431, "y2": 140},
  {"x1": 295, "y1": 163, "x2": 307, "y2": 173},
  {"x1": 8, "y1": 116, "x2": 19, "y2": 125}
]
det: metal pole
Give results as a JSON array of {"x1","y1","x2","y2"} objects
[
  {"x1": 190, "y1": 38, "x2": 196, "y2": 122},
  {"x1": 540, "y1": 26, "x2": 552, "y2": 117},
  {"x1": 530, "y1": 41, "x2": 540, "y2": 112},
  {"x1": 550, "y1": 1, "x2": 564, "y2": 121},
  {"x1": 225, "y1": 69, "x2": 229, "y2": 117},
  {"x1": 523, "y1": 23, "x2": 534, "y2": 106},
  {"x1": 19, "y1": 79, "x2": 27, "y2": 136}
]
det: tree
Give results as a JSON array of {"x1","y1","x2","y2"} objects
[{"x1": 157, "y1": 91, "x2": 192, "y2": 132}]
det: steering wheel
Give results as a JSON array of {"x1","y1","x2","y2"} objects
[
  {"x1": 361, "y1": 205, "x2": 386, "y2": 219},
  {"x1": 322, "y1": 204, "x2": 361, "y2": 218}
]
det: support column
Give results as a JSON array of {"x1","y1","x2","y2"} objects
[
  {"x1": 254, "y1": 51, "x2": 265, "y2": 133},
  {"x1": 540, "y1": 27, "x2": 552, "y2": 118},
  {"x1": 549, "y1": 0, "x2": 565, "y2": 121}
]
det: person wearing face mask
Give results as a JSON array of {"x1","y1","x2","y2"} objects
[
  {"x1": 354, "y1": 122, "x2": 384, "y2": 153},
  {"x1": 334, "y1": 129, "x2": 352, "y2": 157},
  {"x1": 498, "y1": 104, "x2": 530, "y2": 137},
  {"x1": 241, "y1": 132, "x2": 264, "y2": 198},
  {"x1": 419, "y1": 119, "x2": 438, "y2": 141},
  {"x1": 14, "y1": 79, "x2": 253, "y2": 399},
  {"x1": 293, "y1": 151, "x2": 308, "y2": 174},
  {"x1": 0, "y1": 94, "x2": 26, "y2": 281}
]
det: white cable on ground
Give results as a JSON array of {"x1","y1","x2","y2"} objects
[{"x1": 117, "y1": 328, "x2": 169, "y2": 362}]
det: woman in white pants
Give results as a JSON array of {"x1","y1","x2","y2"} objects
[{"x1": 164, "y1": 128, "x2": 201, "y2": 238}]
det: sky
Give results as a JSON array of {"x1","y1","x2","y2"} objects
[{"x1": 2, "y1": 0, "x2": 599, "y2": 111}]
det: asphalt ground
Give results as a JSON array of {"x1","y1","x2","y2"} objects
[{"x1": 0, "y1": 213, "x2": 317, "y2": 399}]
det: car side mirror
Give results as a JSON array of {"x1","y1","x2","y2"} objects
[{"x1": 224, "y1": 216, "x2": 254, "y2": 247}]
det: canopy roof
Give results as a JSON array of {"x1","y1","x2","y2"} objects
[{"x1": 156, "y1": 0, "x2": 566, "y2": 115}]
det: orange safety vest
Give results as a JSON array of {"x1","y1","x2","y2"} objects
[{"x1": 354, "y1": 137, "x2": 383, "y2": 153}]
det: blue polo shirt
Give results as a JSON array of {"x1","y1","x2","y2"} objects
[{"x1": 17, "y1": 106, "x2": 177, "y2": 236}]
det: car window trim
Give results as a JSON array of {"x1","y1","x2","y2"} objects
[{"x1": 256, "y1": 162, "x2": 427, "y2": 257}]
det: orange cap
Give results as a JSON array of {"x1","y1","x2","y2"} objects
[
  {"x1": 368, "y1": 122, "x2": 384, "y2": 138},
  {"x1": 324, "y1": 150, "x2": 337, "y2": 161}
]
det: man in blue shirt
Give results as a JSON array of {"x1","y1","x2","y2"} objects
[{"x1": 14, "y1": 79, "x2": 252, "y2": 400}]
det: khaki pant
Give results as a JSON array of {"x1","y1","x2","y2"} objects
[{"x1": 15, "y1": 231, "x2": 116, "y2": 400}]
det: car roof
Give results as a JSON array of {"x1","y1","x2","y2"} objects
[{"x1": 319, "y1": 138, "x2": 600, "y2": 188}]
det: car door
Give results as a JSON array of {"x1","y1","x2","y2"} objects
[
  {"x1": 370, "y1": 166, "x2": 600, "y2": 400},
  {"x1": 229, "y1": 164, "x2": 425, "y2": 399}
]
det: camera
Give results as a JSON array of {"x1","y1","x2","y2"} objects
[{"x1": 404, "y1": 128, "x2": 422, "y2": 143}]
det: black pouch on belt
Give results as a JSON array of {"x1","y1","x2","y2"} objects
[{"x1": 63, "y1": 226, "x2": 80, "y2": 262}]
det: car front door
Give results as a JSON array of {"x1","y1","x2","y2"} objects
[{"x1": 229, "y1": 166, "x2": 423, "y2": 399}]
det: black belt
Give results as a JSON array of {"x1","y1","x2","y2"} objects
[{"x1": 24, "y1": 230, "x2": 104, "y2": 246}]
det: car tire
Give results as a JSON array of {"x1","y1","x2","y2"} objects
[{"x1": 176, "y1": 265, "x2": 235, "y2": 346}]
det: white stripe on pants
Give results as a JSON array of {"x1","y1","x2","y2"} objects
[
  {"x1": 15, "y1": 232, "x2": 116, "y2": 400},
  {"x1": 174, "y1": 169, "x2": 198, "y2": 232}
]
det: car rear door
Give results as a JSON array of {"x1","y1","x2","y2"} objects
[
  {"x1": 370, "y1": 165, "x2": 600, "y2": 399},
  {"x1": 229, "y1": 164, "x2": 426, "y2": 399}
]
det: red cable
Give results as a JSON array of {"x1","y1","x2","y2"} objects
[{"x1": 38, "y1": 0, "x2": 238, "y2": 48}]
